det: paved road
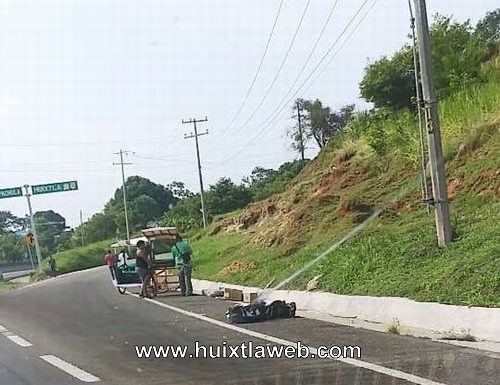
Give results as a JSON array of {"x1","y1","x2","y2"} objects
[{"x1": 0, "y1": 267, "x2": 498, "y2": 384}]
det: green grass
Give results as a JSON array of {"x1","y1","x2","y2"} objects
[
  {"x1": 186, "y1": 78, "x2": 500, "y2": 307},
  {"x1": 0, "y1": 282, "x2": 20, "y2": 292},
  {"x1": 32, "y1": 239, "x2": 112, "y2": 281},
  {"x1": 41, "y1": 71, "x2": 500, "y2": 307}
]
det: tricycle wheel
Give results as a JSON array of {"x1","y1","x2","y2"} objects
[{"x1": 118, "y1": 287, "x2": 127, "y2": 294}]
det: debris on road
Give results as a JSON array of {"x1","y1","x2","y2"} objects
[
  {"x1": 243, "y1": 292, "x2": 258, "y2": 303},
  {"x1": 224, "y1": 288, "x2": 243, "y2": 301},
  {"x1": 226, "y1": 300, "x2": 296, "y2": 324}
]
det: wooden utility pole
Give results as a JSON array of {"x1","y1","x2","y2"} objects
[
  {"x1": 182, "y1": 117, "x2": 209, "y2": 229},
  {"x1": 414, "y1": 0, "x2": 453, "y2": 246},
  {"x1": 113, "y1": 150, "x2": 132, "y2": 243}
]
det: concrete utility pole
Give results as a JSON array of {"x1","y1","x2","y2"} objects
[
  {"x1": 408, "y1": 0, "x2": 431, "y2": 214},
  {"x1": 182, "y1": 117, "x2": 209, "y2": 229},
  {"x1": 414, "y1": 0, "x2": 453, "y2": 246},
  {"x1": 23, "y1": 185, "x2": 42, "y2": 268},
  {"x1": 113, "y1": 150, "x2": 132, "y2": 243},
  {"x1": 296, "y1": 101, "x2": 305, "y2": 161}
]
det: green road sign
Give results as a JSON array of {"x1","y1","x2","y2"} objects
[
  {"x1": 0, "y1": 187, "x2": 23, "y2": 199},
  {"x1": 31, "y1": 181, "x2": 78, "y2": 195}
]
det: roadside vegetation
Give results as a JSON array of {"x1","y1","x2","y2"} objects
[
  {"x1": 0, "y1": 282, "x2": 21, "y2": 293},
  {"x1": 6, "y1": 10, "x2": 498, "y2": 306}
]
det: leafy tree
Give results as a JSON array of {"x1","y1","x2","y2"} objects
[
  {"x1": 289, "y1": 99, "x2": 354, "y2": 150},
  {"x1": 79, "y1": 212, "x2": 117, "y2": 244},
  {"x1": 0, "y1": 233, "x2": 25, "y2": 263},
  {"x1": 0, "y1": 211, "x2": 23, "y2": 235},
  {"x1": 244, "y1": 160, "x2": 308, "y2": 201},
  {"x1": 161, "y1": 195, "x2": 202, "y2": 231},
  {"x1": 205, "y1": 178, "x2": 252, "y2": 217},
  {"x1": 167, "y1": 181, "x2": 194, "y2": 200},
  {"x1": 430, "y1": 16, "x2": 486, "y2": 97},
  {"x1": 360, "y1": 14, "x2": 488, "y2": 111},
  {"x1": 76, "y1": 176, "x2": 176, "y2": 242},
  {"x1": 359, "y1": 48, "x2": 415, "y2": 110},
  {"x1": 128, "y1": 194, "x2": 161, "y2": 229},
  {"x1": 34, "y1": 210, "x2": 66, "y2": 234},
  {"x1": 475, "y1": 9, "x2": 500, "y2": 59}
]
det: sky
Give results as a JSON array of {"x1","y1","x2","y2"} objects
[{"x1": 0, "y1": 0, "x2": 497, "y2": 227}]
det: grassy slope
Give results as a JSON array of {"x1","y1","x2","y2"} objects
[
  {"x1": 189, "y1": 78, "x2": 500, "y2": 307},
  {"x1": 32, "y1": 239, "x2": 112, "y2": 280},
  {"x1": 35, "y1": 76, "x2": 499, "y2": 306}
]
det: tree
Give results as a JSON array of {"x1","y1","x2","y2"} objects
[
  {"x1": 430, "y1": 16, "x2": 486, "y2": 97},
  {"x1": 475, "y1": 9, "x2": 500, "y2": 60},
  {"x1": 289, "y1": 99, "x2": 355, "y2": 150},
  {"x1": 359, "y1": 14, "x2": 488, "y2": 111},
  {"x1": 161, "y1": 195, "x2": 202, "y2": 231},
  {"x1": 34, "y1": 210, "x2": 66, "y2": 234},
  {"x1": 80, "y1": 212, "x2": 117, "y2": 244},
  {"x1": 0, "y1": 211, "x2": 23, "y2": 235},
  {"x1": 80, "y1": 176, "x2": 177, "y2": 241},
  {"x1": 205, "y1": 178, "x2": 252, "y2": 217},
  {"x1": 0, "y1": 233, "x2": 24, "y2": 263},
  {"x1": 359, "y1": 48, "x2": 415, "y2": 110},
  {"x1": 128, "y1": 194, "x2": 161, "y2": 229},
  {"x1": 244, "y1": 160, "x2": 308, "y2": 201},
  {"x1": 166, "y1": 181, "x2": 194, "y2": 200}
]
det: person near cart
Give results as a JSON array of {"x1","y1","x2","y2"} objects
[{"x1": 172, "y1": 235, "x2": 193, "y2": 296}]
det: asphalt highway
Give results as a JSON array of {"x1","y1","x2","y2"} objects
[{"x1": 0, "y1": 267, "x2": 498, "y2": 384}]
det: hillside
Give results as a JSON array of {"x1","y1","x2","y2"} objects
[{"x1": 190, "y1": 76, "x2": 500, "y2": 307}]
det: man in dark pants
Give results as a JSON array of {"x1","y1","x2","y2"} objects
[
  {"x1": 136, "y1": 241, "x2": 154, "y2": 298},
  {"x1": 172, "y1": 235, "x2": 193, "y2": 296}
]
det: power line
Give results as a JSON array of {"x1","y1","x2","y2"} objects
[
  {"x1": 1, "y1": 135, "x2": 168, "y2": 148},
  {"x1": 213, "y1": 0, "x2": 373, "y2": 166},
  {"x1": 260, "y1": 0, "x2": 341, "y2": 126},
  {"x1": 230, "y1": 0, "x2": 311, "y2": 134},
  {"x1": 221, "y1": 0, "x2": 285, "y2": 134},
  {"x1": 259, "y1": 0, "x2": 373, "y2": 131},
  {"x1": 301, "y1": 0, "x2": 379, "y2": 95}
]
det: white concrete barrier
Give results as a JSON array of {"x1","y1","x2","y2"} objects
[{"x1": 192, "y1": 279, "x2": 500, "y2": 342}]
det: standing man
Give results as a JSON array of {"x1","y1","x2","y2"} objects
[
  {"x1": 136, "y1": 240, "x2": 155, "y2": 298},
  {"x1": 104, "y1": 250, "x2": 116, "y2": 280},
  {"x1": 172, "y1": 235, "x2": 193, "y2": 296}
]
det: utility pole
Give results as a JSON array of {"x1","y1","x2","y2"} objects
[
  {"x1": 408, "y1": 0, "x2": 431, "y2": 214},
  {"x1": 79, "y1": 209, "x2": 84, "y2": 247},
  {"x1": 296, "y1": 101, "x2": 305, "y2": 161},
  {"x1": 182, "y1": 117, "x2": 209, "y2": 229},
  {"x1": 113, "y1": 150, "x2": 132, "y2": 243},
  {"x1": 23, "y1": 185, "x2": 43, "y2": 268},
  {"x1": 414, "y1": 0, "x2": 453, "y2": 246}
]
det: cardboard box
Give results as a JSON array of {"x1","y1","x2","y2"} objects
[
  {"x1": 243, "y1": 292, "x2": 258, "y2": 303},
  {"x1": 224, "y1": 288, "x2": 243, "y2": 301},
  {"x1": 165, "y1": 276, "x2": 179, "y2": 284}
]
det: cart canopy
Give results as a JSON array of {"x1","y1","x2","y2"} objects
[
  {"x1": 141, "y1": 227, "x2": 179, "y2": 241},
  {"x1": 110, "y1": 236, "x2": 148, "y2": 248}
]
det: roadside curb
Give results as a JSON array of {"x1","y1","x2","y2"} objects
[{"x1": 191, "y1": 278, "x2": 500, "y2": 344}]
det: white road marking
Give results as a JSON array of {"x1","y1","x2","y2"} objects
[
  {"x1": 1, "y1": 331, "x2": 33, "y2": 347},
  {"x1": 128, "y1": 292, "x2": 449, "y2": 385},
  {"x1": 40, "y1": 355, "x2": 100, "y2": 383},
  {"x1": 0, "y1": 325, "x2": 8, "y2": 333}
]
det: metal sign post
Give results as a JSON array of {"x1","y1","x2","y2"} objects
[
  {"x1": 23, "y1": 185, "x2": 43, "y2": 268},
  {"x1": 0, "y1": 180, "x2": 79, "y2": 269}
]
